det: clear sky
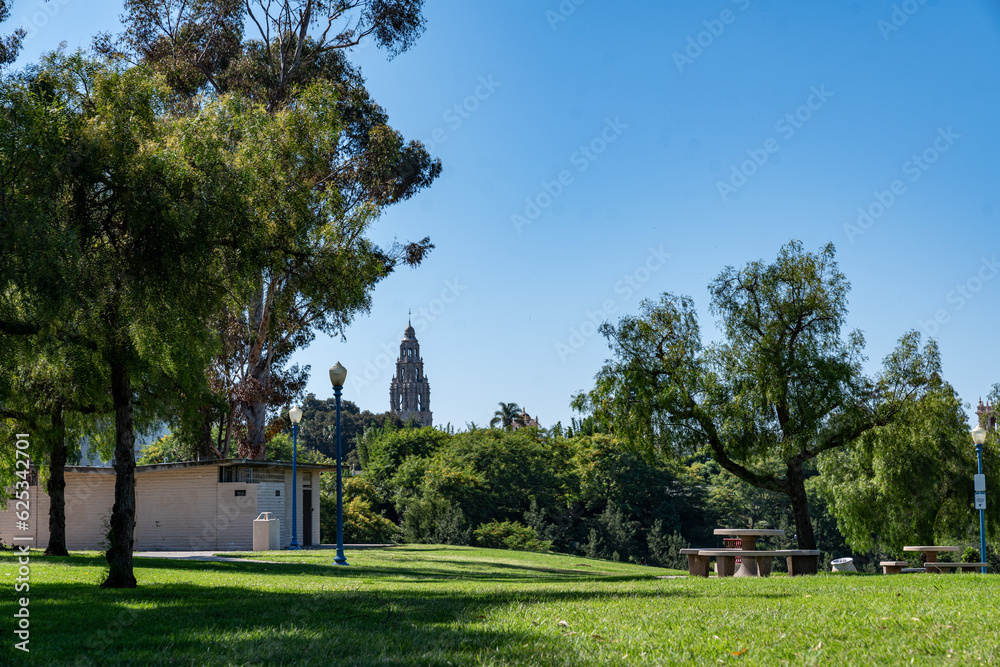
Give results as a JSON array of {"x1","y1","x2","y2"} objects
[{"x1": 11, "y1": 0, "x2": 1000, "y2": 430}]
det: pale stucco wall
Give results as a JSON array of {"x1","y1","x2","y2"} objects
[
  {"x1": 0, "y1": 465, "x2": 323, "y2": 551},
  {"x1": 0, "y1": 482, "x2": 51, "y2": 548}
]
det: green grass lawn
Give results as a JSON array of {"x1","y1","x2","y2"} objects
[{"x1": 2, "y1": 545, "x2": 998, "y2": 666}]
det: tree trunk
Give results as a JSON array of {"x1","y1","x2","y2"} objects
[
  {"x1": 102, "y1": 355, "x2": 137, "y2": 588},
  {"x1": 44, "y1": 404, "x2": 68, "y2": 557},
  {"x1": 243, "y1": 399, "x2": 268, "y2": 460},
  {"x1": 241, "y1": 280, "x2": 276, "y2": 460},
  {"x1": 786, "y1": 460, "x2": 816, "y2": 550},
  {"x1": 199, "y1": 410, "x2": 215, "y2": 460}
]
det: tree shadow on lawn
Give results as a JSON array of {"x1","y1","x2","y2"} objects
[
  {"x1": 130, "y1": 554, "x2": 667, "y2": 584},
  {"x1": 6, "y1": 551, "x2": 676, "y2": 585},
  {"x1": 21, "y1": 578, "x2": 698, "y2": 666}
]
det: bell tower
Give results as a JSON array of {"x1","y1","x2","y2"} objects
[{"x1": 389, "y1": 317, "x2": 432, "y2": 427}]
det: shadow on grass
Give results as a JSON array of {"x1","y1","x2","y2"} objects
[
  {"x1": 126, "y1": 554, "x2": 666, "y2": 584},
  {"x1": 11, "y1": 575, "x2": 695, "y2": 666}
]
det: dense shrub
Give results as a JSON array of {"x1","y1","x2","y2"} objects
[
  {"x1": 320, "y1": 476, "x2": 399, "y2": 544},
  {"x1": 356, "y1": 423, "x2": 893, "y2": 567},
  {"x1": 646, "y1": 520, "x2": 689, "y2": 569},
  {"x1": 474, "y1": 520, "x2": 551, "y2": 552}
]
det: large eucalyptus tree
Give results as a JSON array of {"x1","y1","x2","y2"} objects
[{"x1": 104, "y1": 1, "x2": 441, "y2": 459}]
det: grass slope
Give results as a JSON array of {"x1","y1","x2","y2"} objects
[{"x1": 2, "y1": 545, "x2": 998, "y2": 666}]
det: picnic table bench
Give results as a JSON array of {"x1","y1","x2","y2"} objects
[
  {"x1": 882, "y1": 547, "x2": 988, "y2": 573},
  {"x1": 680, "y1": 548, "x2": 820, "y2": 577},
  {"x1": 924, "y1": 562, "x2": 987, "y2": 573},
  {"x1": 879, "y1": 560, "x2": 909, "y2": 574}
]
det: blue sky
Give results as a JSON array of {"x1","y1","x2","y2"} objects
[{"x1": 11, "y1": 0, "x2": 1000, "y2": 430}]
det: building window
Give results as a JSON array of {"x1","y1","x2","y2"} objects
[{"x1": 220, "y1": 467, "x2": 285, "y2": 484}]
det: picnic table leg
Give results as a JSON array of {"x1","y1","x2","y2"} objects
[
  {"x1": 922, "y1": 552, "x2": 943, "y2": 573},
  {"x1": 687, "y1": 553, "x2": 710, "y2": 577},
  {"x1": 729, "y1": 535, "x2": 759, "y2": 576},
  {"x1": 734, "y1": 556, "x2": 759, "y2": 577},
  {"x1": 757, "y1": 556, "x2": 772, "y2": 577},
  {"x1": 789, "y1": 555, "x2": 819, "y2": 576},
  {"x1": 716, "y1": 555, "x2": 736, "y2": 577}
]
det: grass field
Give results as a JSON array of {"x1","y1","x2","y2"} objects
[{"x1": 2, "y1": 545, "x2": 999, "y2": 666}]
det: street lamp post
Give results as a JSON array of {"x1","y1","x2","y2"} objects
[
  {"x1": 288, "y1": 406, "x2": 303, "y2": 550},
  {"x1": 330, "y1": 362, "x2": 349, "y2": 566},
  {"x1": 971, "y1": 425, "x2": 988, "y2": 574}
]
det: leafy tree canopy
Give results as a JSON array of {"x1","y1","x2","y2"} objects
[
  {"x1": 819, "y1": 375, "x2": 999, "y2": 553},
  {"x1": 574, "y1": 241, "x2": 939, "y2": 549}
]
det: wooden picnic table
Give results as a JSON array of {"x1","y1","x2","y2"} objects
[{"x1": 713, "y1": 529, "x2": 785, "y2": 576}]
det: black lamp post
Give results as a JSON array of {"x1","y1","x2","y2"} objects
[
  {"x1": 288, "y1": 405, "x2": 303, "y2": 550},
  {"x1": 971, "y1": 425, "x2": 988, "y2": 574},
  {"x1": 330, "y1": 362, "x2": 349, "y2": 566}
]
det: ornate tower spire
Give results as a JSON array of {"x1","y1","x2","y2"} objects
[{"x1": 389, "y1": 321, "x2": 432, "y2": 427}]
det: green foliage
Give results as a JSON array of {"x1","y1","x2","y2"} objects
[
  {"x1": 137, "y1": 433, "x2": 197, "y2": 465},
  {"x1": 395, "y1": 429, "x2": 574, "y2": 537},
  {"x1": 575, "y1": 241, "x2": 940, "y2": 549},
  {"x1": 265, "y1": 433, "x2": 333, "y2": 465},
  {"x1": 0, "y1": 1, "x2": 25, "y2": 68},
  {"x1": 818, "y1": 376, "x2": 994, "y2": 554},
  {"x1": 0, "y1": 52, "x2": 267, "y2": 584},
  {"x1": 400, "y1": 496, "x2": 472, "y2": 545},
  {"x1": 489, "y1": 402, "x2": 526, "y2": 430},
  {"x1": 473, "y1": 521, "x2": 551, "y2": 552},
  {"x1": 646, "y1": 521, "x2": 690, "y2": 569},
  {"x1": 572, "y1": 434, "x2": 696, "y2": 534},
  {"x1": 320, "y1": 476, "x2": 400, "y2": 545},
  {"x1": 363, "y1": 423, "x2": 718, "y2": 564},
  {"x1": 109, "y1": 3, "x2": 441, "y2": 460},
  {"x1": 366, "y1": 425, "x2": 451, "y2": 473},
  {"x1": 296, "y1": 395, "x2": 403, "y2": 468},
  {"x1": 589, "y1": 502, "x2": 639, "y2": 560}
]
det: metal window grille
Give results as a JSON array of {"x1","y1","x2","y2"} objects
[{"x1": 221, "y1": 467, "x2": 286, "y2": 484}]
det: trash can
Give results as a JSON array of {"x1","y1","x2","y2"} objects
[
  {"x1": 253, "y1": 512, "x2": 280, "y2": 551},
  {"x1": 831, "y1": 557, "x2": 856, "y2": 572}
]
